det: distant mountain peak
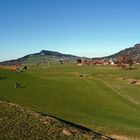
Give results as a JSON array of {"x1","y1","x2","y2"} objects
[
  {"x1": 0, "y1": 50, "x2": 81, "y2": 65},
  {"x1": 39, "y1": 50, "x2": 63, "y2": 56}
]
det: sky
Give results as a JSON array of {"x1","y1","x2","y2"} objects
[{"x1": 0, "y1": 0, "x2": 140, "y2": 61}]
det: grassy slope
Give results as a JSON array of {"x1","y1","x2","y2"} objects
[
  {"x1": 1, "y1": 100, "x2": 113, "y2": 140},
  {"x1": 0, "y1": 64, "x2": 140, "y2": 138},
  {"x1": 24, "y1": 55, "x2": 58, "y2": 64}
]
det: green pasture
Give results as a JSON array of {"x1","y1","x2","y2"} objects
[{"x1": 0, "y1": 64, "x2": 140, "y2": 138}]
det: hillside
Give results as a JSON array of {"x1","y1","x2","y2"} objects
[
  {"x1": 0, "y1": 50, "x2": 81, "y2": 65},
  {"x1": 1, "y1": 43, "x2": 140, "y2": 65},
  {"x1": 105, "y1": 44, "x2": 140, "y2": 60},
  {"x1": 0, "y1": 100, "x2": 113, "y2": 140}
]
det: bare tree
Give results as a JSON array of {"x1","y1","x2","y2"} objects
[
  {"x1": 126, "y1": 55, "x2": 133, "y2": 69},
  {"x1": 117, "y1": 54, "x2": 133, "y2": 69},
  {"x1": 117, "y1": 55, "x2": 126, "y2": 69}
]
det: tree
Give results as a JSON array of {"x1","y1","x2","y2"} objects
[
  {"x1": 126, "y1": 55, "x2": 133, "y2": 69},
  {"x1": 117, "y1": 54, "x2": 133, "y2": 69},
  {"x1": 117, "y1": 55, "x2": 126, "y2": 69},
  {"x1": 77, "y1": 59, "x2": 82, "y2": 64}
]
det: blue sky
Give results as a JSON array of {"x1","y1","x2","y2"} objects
[{"x1": 0, "y1": 0, "x2": 140, "y2": 61}]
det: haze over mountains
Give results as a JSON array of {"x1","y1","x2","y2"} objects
[{"x1": 1, "y1": 44, "x2": 140, "y2": 65}]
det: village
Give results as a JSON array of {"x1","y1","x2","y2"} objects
[{"x1": 76, "y1": 58, "x2": 115, "y2": 66}]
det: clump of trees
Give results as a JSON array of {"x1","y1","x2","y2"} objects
[
  {"x1": 117, "y1": 54, "x2": 133, "y2": 69},
  {"x1": 77, "y1": 59, "x2": 82, "y2": 64}
]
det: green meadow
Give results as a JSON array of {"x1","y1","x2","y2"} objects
[{"x1": 0, "y1": 64, "x2": 140, "y2": 138}]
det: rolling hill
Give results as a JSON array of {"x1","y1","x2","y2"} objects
[
  {"x1": 0, "y1": 50, "x2": 82, "y2": 65},
  {"x1": 105, "y1": 44, "x2": 140, "y2": 60},
  {"x1": 1, "y1": 43, "x2": 140, "y2": 65}
]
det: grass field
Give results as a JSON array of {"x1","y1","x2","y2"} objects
[
  {"x1": 0, "y1": 64, "x2": 140, "y2": 139},
  {"x1": 1, "y1": 100, "x2": 112, "y2": 140}
]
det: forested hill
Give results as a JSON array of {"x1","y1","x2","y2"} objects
[{"x1": 105, "y1": 44, "x2": 140, "y2": 60}]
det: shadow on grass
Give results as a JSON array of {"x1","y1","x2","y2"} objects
[
  {"x1": 125, "y1": 67, "x2": 137, "y2": 70},
  {"x1": 37, "y1": 111, "x2": 116, "y2": 140},
  {"x1": 0, "y1": 77, "x2": 7, "y2": 80}
]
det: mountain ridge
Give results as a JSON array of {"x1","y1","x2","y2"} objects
[
  {"x1": 1, "y1": 43, "x2": 140, "y2": 65},
  {"x1": 104, "y1": 44, "x2": 140, "y2": 60},
  {"x1": 0, "y1": 50, "x2": 83, "y2": 65}
]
